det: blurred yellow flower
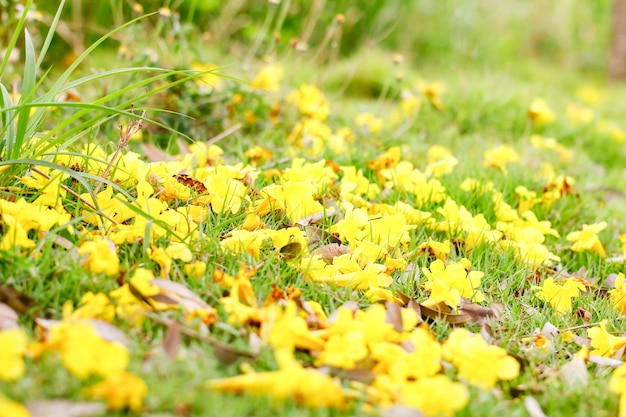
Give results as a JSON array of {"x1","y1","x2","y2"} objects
[
  {"x1": 250, "y1": 65, "x2": 283, "y2": 92},
  {"x1": 528, "y1": 97, "x2": 556, "y2": 125},
  {"x1": 85, "y1": 371, "x2": 148, "y2": 412},
  {"x1": 609, "y1": 273, "x2": 626, "y2": 314},
  {"x1": 531, "y1": 278, "x2": 585, "y2": 315},
  {"x1": 566, "y1": 221, "x2": 607, "y2": 258},
  {"x1": 483, "y1": 145, "x2": 520, "y2": 174},
  {"x1": 0, "y1": 396, "x2": 31, "y2": 417},
  {"x1": 588, "y1": 320, "x2": 626, "y2": 357},
  {"x1": 443, "y1": 329, "x2": 519, "y2": 390},
  {"x1": 0, "y1": 329, "x2": 28, "y2": 381},
  {"x1": 78, "y1": 238, "x2": 120, "y2": 276}
]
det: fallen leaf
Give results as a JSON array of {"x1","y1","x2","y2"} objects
[
  {"x1": 26, "y1": 400, "x2": 106, "y2": 417},
  {"x1": 312, "y1": 243, "x2": 350, "y2": 264},
  {"x1": 418, "y1": 302, "x2": 471, "y2": 325},
  {"x1": 385, "y1": 301, "x2": 403, "y2": 332},
  {"x1": 459, "y1": 300, "x2": 498, "y2": 325},
  {"x1": 249, "y1": 332, "x2": 262, "y2": 356},
  {"x1": 296, "y1": 208, "x2": 339, "y2": 227},
  {"x1": 382, "y1": 405, "x2": 426, "y2": 417},
  {"x1": 163, "y1": 321, "x2": 182, "y2": 359},
  {"x1": 524, "y1": 396, "x2": 548, "y2": 417},
  {"x1": 558, "y1": 357, "x2": 588, "y2": 388},
  {"x1": 398, "y1": 263, "x2": 419, "y2": 284},
  {"x1": 0, "y1": 284, "x2": 32, "y2": 314},
  {"x1": 480, "y1": 323, "x2": 495, "y2": 344},
  {"x1": 35, "y1": 318, "x2": 128, "y2": 345},
  {"x1": 320, "y1": 366, "x2": 376, "y2": 384},
  {"x1": 540, "y1": 322, "x2": 559, "y2": 340},
  {"x1": 0, "y1": 302, "x2": 18, "y2": 330},
  {"x1": 490, "y1": 302, "x2": 504, "y2": 319},
  {"x1": 88, "y1": 319, "x2": 130, "y2": 345},
  {"x1": 141, "y1": 143, "x2": 175, "y2": 162},
  {"x1": 150, "y1": 279, "x2": 211, "y2": 310},
  {"x1": 588, "y1": 355, "x2": 623, "y2": 367},
  {"x1": 279, "y1": 242, "x2": 303, "y2": 260},
  {"x1": 576, "y1": 307, "x2": 592, "y2": 323}
]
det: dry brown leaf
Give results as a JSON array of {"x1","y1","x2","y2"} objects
[
  {"x1": 573, "y1": 335, "x2": 591, "y2": 348},
  {"x1": 589, "y1": 355, "x2": 623, "y2": 367},
  {"x1": 576, "y1": 307, "x2": 592, "y2": 323},
  {"x1": 0, "y1": 302, "x2": 18, "y2": 330},
  {"x1": 382, "y1": 405, "x2": 426, "y2": 417},
  {"x1": 385, "y1": 301, "x2": 403, "y2": 332},
  {"x1": 524, "y1": 396, "x2": 548, "y2": 417},
  {"x1": 35, "y1": 318, "x2": 128, "y2": 345},
  {"x1": 320, "y1": 366, "x2": 376, "y2": 384},
  {"x1": 558, "y1": 357, "x2": 589, "y2": 388},
  {"x1": 459, "y1": 300, "x2": 498, "y2": 325},
  {"x1": 279, "y1": 242, "x2": 303, "y2": 260},
  {"x1": 249, "y1": 332, "x2": 262, "y2": 356},
  {"x1": 176, "y1": 138, "x2": 191, "y2": 155},
  {"x1": 150, "y1": 279, "x2": 211, "y2": 310},
  {"x1": 398, "y1": 263, "x2": 419, "y2": 284},
  {"x1": 163, "y1": 321, "x2": 182, "y2": 359},
  {"x1": 419, "y1": 302, "x2": 471, "y2": 325},
  {"x1": 312, "y1": 243, "x2": 350, "y2": 264},
  {"x1": 88, "y1": 319, "x2": 129, "y2": 345},
  {"x1": 603, "y1": 273, "x2": 619, "y2": 289},
  {"x1": 26, "y1": 400, "x2": 106, "y2": 417},
  {"x1": 540, "y1": 322, "x2": 559, "y2": 340},
  {"x1": 480, "y1": 323, "x2": 495, "y2": 344},
  {"x1": 296, "y1": 208, "x2": 339, "y2": 226},
  {"x1": 396, "y1": 290, "x2": 412, "y2": 306},
  {"x1": 141, "y1": 143, "x2": 175, "y2": 162},
  {"x1": 0, "y1": 284, "x2": 32, "y2": 314},
  {"x1": 490, "y1": 302, "x2": 504, "y2": 319}
]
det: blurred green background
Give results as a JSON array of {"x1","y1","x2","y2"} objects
[{"x1": 19, "y1": 0, "x2": 613, "y2": 75}]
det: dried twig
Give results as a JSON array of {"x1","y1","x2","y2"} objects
[{"x1": 93, "y1": 106, "x2": 146, "y2": 195}]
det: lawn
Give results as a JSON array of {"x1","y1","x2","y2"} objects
[{"x1": 2, "y1": 1, "x2": 626, "y2": 416}]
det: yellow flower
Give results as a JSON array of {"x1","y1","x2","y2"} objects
[
  {"x1": 443, "y1": 329, "x2": 519, "y2": 390},
  {"x1": 85, "y1": 371, "x2": 148, "y2": 412},
  {"x1": 78, "y1": 238, "x2": 120, "y2": 276},
  {"x1": 609, "y1": 363, "x2": 626, "y2": 417},
  {"x1": 566, "y1": 221, "x2": 607, "y2": 258},
  {"x1": 207, "y1": 350, "x2": 345, "y2": 409},
  {"x1": 355, "y1": 112, "x2": 383, "y2": 134},
  {"x1": 576, "y1": 86, "x2": 603, "y2": 106},
  {"x1": 588, "y1": 320, "x2": 626, "y2": 357},
  {"x1": 191, "y1": 63, "x2": 221, "y2": 91},
  {"x1": 287, "y1": 84, "x2": 330, "y2": 121},
  {"x1": 609, "y1": 273, "x2": 626, "y2": 314},
  {"x1": 63, "y1": 292, "x2": 115, "y2": 322},
  {"x1": 398, "y1": 375, "x2": 468, "y2": 417},
  {"x1": 417, "y1": 79, "x2": 445, "y2": 111},
  {"x1": 0, "y1": 329, "x2": 28, "y2": 381},
  {"x1": 528, "y1": 97, "x2": 556, "y2": 125},
  {"x1": 483, "y1": 145, "x2": 520, "y2": 174},
  {"x1": 30, "y1": 321, "x2": 129, "y2": 379},
  {"x1": 0, "y1": 396, "x2": 31, "y2": 417},
  {"x1": 250, "y1": 65, "x2": 283, "y2": 92},
  {"x1": 566, "y1": 103, "x2": 594, "y2": 126},
  {"x1": 268, "y1": 302, "x2": 325, "y2": 351},
  {"x1": 421, "y1": 259, "x2": 485, "y2": 309},
  {"x1": 0, "y1": 214, "x2": 36, "y2": 250},
  {"x1": 315, "y1": 330, "x2": 368, "y2": 369},
  {"x1": 531, "y1": 278, "x2": 585, "y2": 315}
]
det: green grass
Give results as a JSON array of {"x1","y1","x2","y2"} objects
[{"x1": 2, "y1": 1, "x2": 626, "y2": 417}]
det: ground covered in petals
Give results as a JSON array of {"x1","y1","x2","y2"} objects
[{"x1": 2, "y1": 2, "x2": 626, "y2": 417}]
